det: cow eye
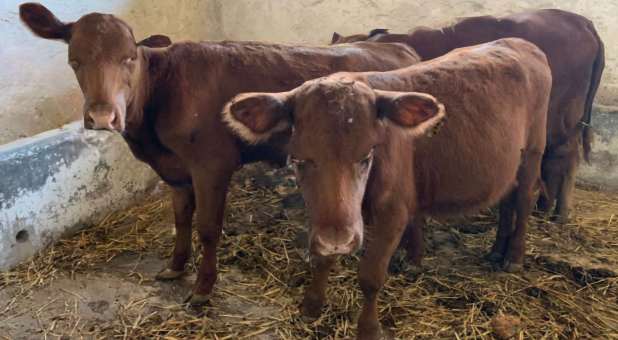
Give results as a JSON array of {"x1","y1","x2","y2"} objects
[
  {"x1": 69, "y1": 60, "x2": 80, "y2": 70},
  {"x1": 360, "y1": 148, "x2": 374, "y2": 168},
  {"x1": 122, "y1": 56, "x2": 136, "y2": 65}
]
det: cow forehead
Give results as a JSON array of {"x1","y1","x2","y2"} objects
[
  {"x1": 70, "y1": 13, "x2": 135, "y2": 60},
  {"x1": 292, "y1": 80, "x2": 379, "y2": 159}
]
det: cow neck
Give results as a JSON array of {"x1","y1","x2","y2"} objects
[{"x1": 124, "y1": 47, "x2": 170, "y2": 142}]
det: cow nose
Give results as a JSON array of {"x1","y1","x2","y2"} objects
[
  {"x1": 311, "y1": 232, "x2": 359, "y2": 257},
  {"x1": 88, "y1": 109, "x2": 117, "y2": 131}
]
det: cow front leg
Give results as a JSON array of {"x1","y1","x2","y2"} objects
[
  {"x1": 187, "y1": 168, "x2": 232, "y2": 305},
  {"x1": 357, "y1": 208, "x2": 407, "y2": 340},
  {"x1": 300, "y1": 254, "x2": 337, "y2": 320},
  {"x1": 156, "y1": 186, "x2": 195, "y2": 280}
]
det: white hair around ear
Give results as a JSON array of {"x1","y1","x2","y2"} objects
[
  {"x1": 222, "y1": 91, "x2": 294, "y2": 144},
  {"x1": 375, "y1": 90, "x2": 446, "y2": 137}
]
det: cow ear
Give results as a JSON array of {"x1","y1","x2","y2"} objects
[
  {"x1": 137, "y1": 34, "x2": 172, "y2": 48},
  {"x1": 20, "y1": 3, "x2": 72, "y2": 42},
  {"x1": 331, "y1": 32, "x2": 342, "y2": 44},
  {"x1": 368, "y1": 28, "x2": 389, "y2": 37},
  {"x1": 222, "y1": 91, "x2": 295, "y2": 144},
  {"x1": 376, "y1": 90, "x2": 445, "y2": 136}
]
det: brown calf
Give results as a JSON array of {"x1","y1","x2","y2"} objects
[
  {"x1": 224, "y1": 38, "x2": 552, "y2": 339},
  {"x1": 332, "y1": 9, "x2": 605, "y2": 223},
  {"x1": 19, "y1": 3, "x2": 420, "y2": 305}
]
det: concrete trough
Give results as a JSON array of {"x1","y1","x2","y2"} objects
[{"x1": 0, "y1": 122, "x2": 158, "y2": 270}]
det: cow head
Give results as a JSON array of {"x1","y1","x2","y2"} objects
[
  {"x1": 223, "y1": 78, "x2": 444, "y2": 256},
  {"x1": 19, "y1": 3, "x2": 171, "y2": 132},
  {"x1": 330, "y1": 28, "x2": 389, "y2": 44}
]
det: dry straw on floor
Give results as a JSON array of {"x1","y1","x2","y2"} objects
[{"x1": 1, "y1": 164, "x2": 617, "y2": 339}]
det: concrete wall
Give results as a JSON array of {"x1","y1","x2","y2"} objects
[
  {"x1": 0, "y1": 0, "x2": 222, "y2": 145},
  {"x1": 215, "y1": 0, "x2": 618, "y2": 108}
]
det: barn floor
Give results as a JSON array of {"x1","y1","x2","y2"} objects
[{"x1": 1, "y1": 164, "x2": 617, "y2": 339}]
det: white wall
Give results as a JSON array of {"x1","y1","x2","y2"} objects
[
  {"x1": 215, "y1": 0, "x2": 617, "y2": 108},
  {"x1": 0, "y1": 0, "x2": 222, "y2": 144},
  {"x1": 1, "y1": 0, "x2": 617, "y2": 142}
]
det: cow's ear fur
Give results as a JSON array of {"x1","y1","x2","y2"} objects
[
  {"x1": 376, "y1": 90, "x2": 446, "y2": 136},
  {"x1": 331, "y1": 32, "x2": 342, "y2": 44},
  {"x1": 368, "y1": 28, "x2": 389, "y2": 37},
  {"x1": 137, "y1": 34, "x2": 172, "y2": 48},
  {"x1": 20, "y1": 3, "x2": 72, "y2": 42},
  {"x1": 222, "y1": 92, "x2": 295, "y2": 144}
]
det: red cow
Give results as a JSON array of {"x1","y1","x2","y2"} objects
[
  {"x1": 19, "y1": 2, "x2": 420, "y2": 305},
  {"x1": 223, "y1": 38, "x2": 552, "y2": 339},
  {"x1": 332, "y1": 9, "x2": 605, "y2": 224}
]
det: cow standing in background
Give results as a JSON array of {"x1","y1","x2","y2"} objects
[
  {"x1": 224, "y1": 38, "x2": 553, "y2": 339},
  {"x1": 332, "y1": 9, "x2": 605, "y2": 224},
  {"x1": 19, "y1": 2, "x2": 421, "y2": 305}
]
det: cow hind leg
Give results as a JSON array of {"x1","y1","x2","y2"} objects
[
  {"x1": 487, "y1": 191, "x2": 516, "y2": 264},
  {"x1": 554, "y1": 144, "x2": 579, "y2": 224},
  {"x1": 503, "y1": 150, "x2": 543, "y2": 273},
  {"x1": 537, "y1": 159, "x2": 560, "y2": 214}
]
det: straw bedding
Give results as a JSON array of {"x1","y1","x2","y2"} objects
[{"x1": 1, "y1": 164, "x2": 616, "y2": 339}]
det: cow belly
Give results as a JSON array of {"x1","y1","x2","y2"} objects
[{"x1": 416, "y1": 132, "x2": 525, "y2": 217}]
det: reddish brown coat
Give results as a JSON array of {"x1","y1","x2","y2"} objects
[
  {"x1": 19, "y1": 2, "x2": 420, "y2": 305},
  {"x1": 332, "y1": 9, "x2": 605, "y2": 222},
  {"x1": 224, "y1": 38, "x2": 552, "y2": 339}
]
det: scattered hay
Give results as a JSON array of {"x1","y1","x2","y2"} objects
[{"x1": 1, "y1": 164, "x2": 617, "y2": 339}]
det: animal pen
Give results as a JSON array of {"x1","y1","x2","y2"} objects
[{"x1": 1, "y1": 1, "x2": 617, "y2": 339}]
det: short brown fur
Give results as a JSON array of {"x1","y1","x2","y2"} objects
[
  {"x1": 332, "y1": 9, "x2": 605, "y2": 223},
  {"x1": 19, "y1": 2, "x2": 421, "y2": 304},
  {"x1": 224, "y1": 38, "x2": 552, "y2": 339}
]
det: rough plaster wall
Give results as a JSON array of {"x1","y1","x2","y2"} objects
[
  {"x1": 216, "y1": 0, "x2": 617, "y2": 108},
  {"x1": 0, "y1": 0, "x2": 223, "y2": 145}
]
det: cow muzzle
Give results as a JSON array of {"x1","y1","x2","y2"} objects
[
  {"x1": 309, "y1": 227, "x2": 362, "y2": 257},
  {"x1": 85, "y1": 104, "x2": 123, "y2": 132}
]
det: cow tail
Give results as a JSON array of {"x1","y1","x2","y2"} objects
[{"x1": 581, "y1": 22, "x2": 605, "y2": 164}]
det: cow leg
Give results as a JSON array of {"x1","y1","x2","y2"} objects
[
  {"x1": 300, "y1": 254, "x2": 337, "y2": 320},
  {"x1": 537, "y1": 158, "x2": 559, "y2": 214},
  {"x1": 503, "y1": 150, "x2": 543, "y2": 273},
  {"x1": 401, "y1": 215, "x2": 425, "y2": 273},
  {"x1": 187, "y1": 168, "x2": 232, "y2": 305},
  {"x1": 388, "y1": 216, "x2": 424, "y2": 275},
  {"x1": 554, "y1": 146, "x2": 579, "y2": 224},
  {"x1": 156, "y1": 186, "x2": 195, "y2": 280},
  {"x1": 487, "y1": 192, "x2": 516, "y2": 264},
  {"x1": 357, "y1": 209, "x2": 407, "y2": 340}
]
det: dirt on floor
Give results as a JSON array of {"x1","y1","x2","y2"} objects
[{"x1": 1, "y1": 164, "x2": 617, "y2": 339}]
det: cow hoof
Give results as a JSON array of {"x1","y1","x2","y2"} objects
[
  {"x1": 185, "y1": 293, "x2": 211, "y2": 306},
  {"x1": 552, "y1": 214, "x2": 570, "y2": 225},
  {"x1": 485, "y1": 251, "x2": 504, "y2": 264},
  {"x1": 357, "y1": 324, "x2": 384, "y2": 340},
  {"x1": 300, "y1": 296, "x2": 324, "y2": 321},
  {"x1": 155, "y1": 268, "x2": 185, "y2": 281},
  {"x1": 502, "y1": 261, "x2": 524, "y2": 273}
]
